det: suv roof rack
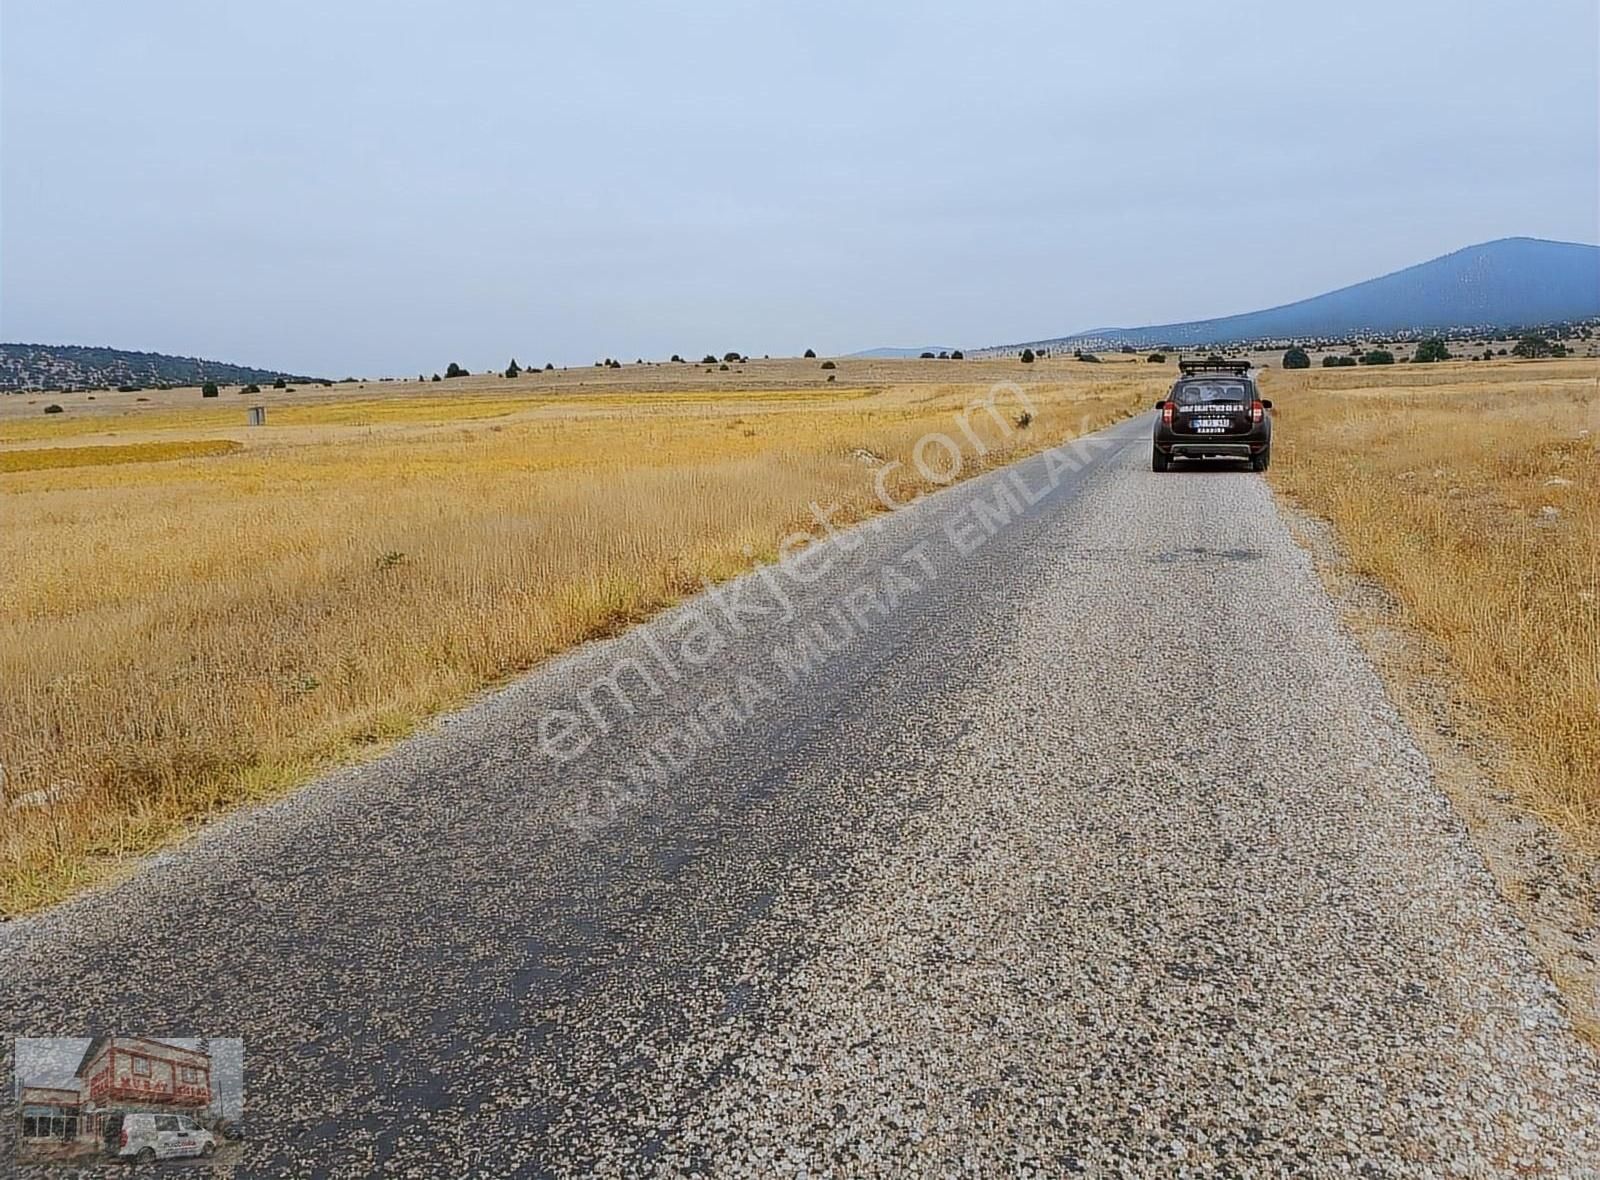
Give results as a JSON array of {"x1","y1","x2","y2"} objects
[{"x1": 1178, "y1": 358, "x2": 1251, "y2": 376}]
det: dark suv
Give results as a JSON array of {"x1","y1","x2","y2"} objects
[{"x1": 1151, "y1": 360, "x2": 1273, "y2": 472}]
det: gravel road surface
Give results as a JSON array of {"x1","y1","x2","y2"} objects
[{"x1": 3, "y1": 415, "x2": 1596, "y2": 1177}]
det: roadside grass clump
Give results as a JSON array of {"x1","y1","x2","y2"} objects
[{"x1": 1267, "y1": 358, "x2": 1599, "y2": 845}]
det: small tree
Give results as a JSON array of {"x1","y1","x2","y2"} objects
[
  {"x1": 273, "y1": 377, "x2": 288, "y2": 388},
  {"x1": 445, "y1": 362, "x2": 466, "y2": 378},
  {"x1": 1511, "y1": 334, "x2": 1553, "y2": 358},
  {"x1": 723, "y1": 351, "x2": 742, "y2": 363},
  {"x1": 820, "y1": 360, "x2": 836, "y2": 370},
  {"x1": 1361, "y1": 349, "x2": 1395, "y2": 365},
  {"x1": 431, "y1": 373, "x2": 442, "y2": 382},
  {"x1": 202, "y1": 381, "x2": 219, "y2": 397},
  {"x1": 505, "y1": 359, "x2": 522, "y2": 378},
  {"x1": 1020, "y1": 348, "x2": 1035, "y2": 364},
  {"x1": 1282, "y1": 346, "x2": 1311, "y2": 370},
  {"x1": 1147, "y1": 353, "x2": 1166, "y2": 363},
  {"x1": 701, "y1": 354, "x2": 718, "y2": 365},
  {"x1": 670, "y1": 354, "x2": 684, "y2": 363},
  {"x1": 951, "y1": 350, "x2": 964, "y2": 359},
  {"x1": 1412, "y1": 338, "x2": 1450, "y2": 363},
  {"x1": 803, "y1": 348, "x2": 816, "y2": 358},
  {"x1": 242, "y1": 383, "x2": 261, "y2": 394}
]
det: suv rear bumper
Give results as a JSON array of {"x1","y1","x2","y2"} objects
[{"x1": 1166, "y1": 441, "x2": 1257, "y2": 457}]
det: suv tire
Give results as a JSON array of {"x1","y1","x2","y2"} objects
[
  {"x1": 1151, "y1": 446, "x2": 1170, "y2": 473},
  {"x1": 136, "y1": 1147, "x2": 156, "y2": 1165},
  {"x1": 1250, "y1": 445, "x2": 1271, "y2": 472}
]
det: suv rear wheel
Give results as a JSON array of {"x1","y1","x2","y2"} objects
[
  {"x1": 1249, "y1": 445, "x2": 1271, "y2": 472},
  {"x1": 1151, "y1": 445, "x2": 1170, "y2": 473}
]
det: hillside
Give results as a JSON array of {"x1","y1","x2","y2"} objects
[
  {"x1": 989, "y1": 237, "x2": 1600, "y2": 352},
  {"x1": 0, "y1": 344, "x2": 321, "y2": 392}
]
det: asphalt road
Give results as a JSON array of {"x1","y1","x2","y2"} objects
[{"x1": 4, "y1": 415, "x2": 1597, "y2": 1177}]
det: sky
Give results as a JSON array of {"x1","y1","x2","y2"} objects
[{"x1": 3, "y1": 0, "x2": 1597, "y2": 376}]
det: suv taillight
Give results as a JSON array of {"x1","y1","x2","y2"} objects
[
  {"x1": 1161, "y1": 402, "x2": 1173, "y2": 425},
  {"x1": 1251, "y1": 399, "x2": 1264, "y2": 423},
  {"x1": 119, "y1": 1128, "x2": 128, "y2": 1148}
]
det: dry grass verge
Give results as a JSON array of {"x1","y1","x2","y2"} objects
[{"x1": 1265, "y1": 358, "x2": 1599, "y2": 845}]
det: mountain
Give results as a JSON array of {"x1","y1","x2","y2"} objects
[
  {"x1": 847, "y1": 345, "x2": 962, "y2": 358},
  {"x1": 989, "y1": 237, "x2": 1600, "y2": 353},
  {"x1": 0, "y1": 344, "x2": 322, "y2": 392}
]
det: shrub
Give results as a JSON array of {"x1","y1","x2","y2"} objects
[
  {"x1": 718, "y1": 363, "x2": 729, "y2": 371},
  {"x1": 1015, "y1": 411, "x2": 1033, "y2": 429},
  {"x1": 545, "y1": 363, "x2": 555, "y2": 370},
  {"x1": 1120, "y1": 345, "x2": 1136, "y2": 354},
  {"x1": 1147, "y1": 353, "x2": 1166, "y2": 363},
  {"x1": 505, "y1": 359, "x2": 521, "y2": 378},
  {"x1": 241, "y1": 383, "x2": 261, "y2": 394},
  {"x1": 43, "y1": 403, "x2": 63, "y2": 413},
  {"x1": 117, "y1": 384, "x2": 141, "y2": 393},
  {"x1": 431, "y1": 373, "x2": 442, "y2": 382},
  {"x1": 445, "y1": 362, "x2": 467, "y2": 378},
  {"x1": 1412, "y1": 338, "x2": 1450, "y2": 363},
  {"x1": 803, "y1": 348, "x2": 816, "y2": 358},
  {"x1": 950, "y1": 350, "x2": 964, "y2": 359},
  {"x1": 826, "y1": 374, "x2": 836, "y2": 382},
  {"x1": 670, "y1": 354, "x2": 684, "y2": 363},
  {"x1": 1282, "y1": 346, "x2": 1311, "y2": 370},
  {"x1": 202, "y1": 382, "x2": 219, "y2": 397},
  {"x1": 701, "y1": 354, "x2": 718, "y2": 365},
  {"x1": 920, "y1": 351, "x2": 935, "y2": 359},
  {"x1": 723, "y1": 352, "x2": 741, "y2": 363},
  {"x1": 1322, "y1": 355, "x2": 1357, "y2": 367},
  {"x1": 820, "y1": 360, "x2": 836, "y2": 370},
  {"x1": 1077, "y1": 352, "x2": 1100, "y2": 363},
  {"x1": 1361, "y1": 350, "x2": 1395, "y2": 365},
  {"x1": 1020, "y1": 348, "x2": 1035, "y2": 364},
  {"x1": 273, "y1": 377, "x2": 288, "y2": 388}
]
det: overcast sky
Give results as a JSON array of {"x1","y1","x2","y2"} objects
[{"x1": 3, "y1": 0, "x2": 1596, "y2": 376}]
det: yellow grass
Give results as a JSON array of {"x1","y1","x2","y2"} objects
[
  {"x1": 0, "y1": 359, "x2": 1154, "y2": 913},
  {"x1": 0, "y1": 439, "x2": 242, "y2": 472},
  {"x1": 1266, "y1": 358, "x2": 1599, "y2": 844}
]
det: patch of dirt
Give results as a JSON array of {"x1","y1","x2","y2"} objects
[{"x1": 1279, "y1": 499, "x2": 1600, "y2": 1045}]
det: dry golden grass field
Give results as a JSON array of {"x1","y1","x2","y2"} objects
[
  {"x1": 0, "y1": 355, "x2": 1154, "y2": 914},
  {"x1": 1265, "y1": 357, "x2": 1599, "y2": 850}
]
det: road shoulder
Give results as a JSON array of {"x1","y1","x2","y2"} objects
[{"x1": 1274, "y1": 495, "x2": 1600, "y2": 1044}]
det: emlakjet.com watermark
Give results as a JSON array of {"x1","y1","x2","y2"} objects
[{"x1": 538, "y1": 383, "x2": 1118, "y2": 830}]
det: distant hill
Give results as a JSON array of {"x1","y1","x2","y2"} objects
[
  {"x1": 985, "y1": 237, "x2": 1600, "y2": 353},
  {"x1": 847, "y1": 345, "x2": 961, "y2": 359},
  {"x1": 0, "y1": 344, "x2": 322, "y2": 392}
]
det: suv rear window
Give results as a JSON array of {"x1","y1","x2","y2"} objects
[{"x1": 1171, "y1": 379, "x2": 1250, "y2": 406}]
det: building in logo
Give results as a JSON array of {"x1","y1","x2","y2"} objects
[
  {"x1": 75, "y1": 1037, "x2": 213, "y2": 1140},
  {"x1": 17, "y1": 1086, "x2": 82, "y2": 1142}
]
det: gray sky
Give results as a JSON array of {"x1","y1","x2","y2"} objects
[{"x1": 3, "y1": 0, "x2": 1596, "y2": 376}]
